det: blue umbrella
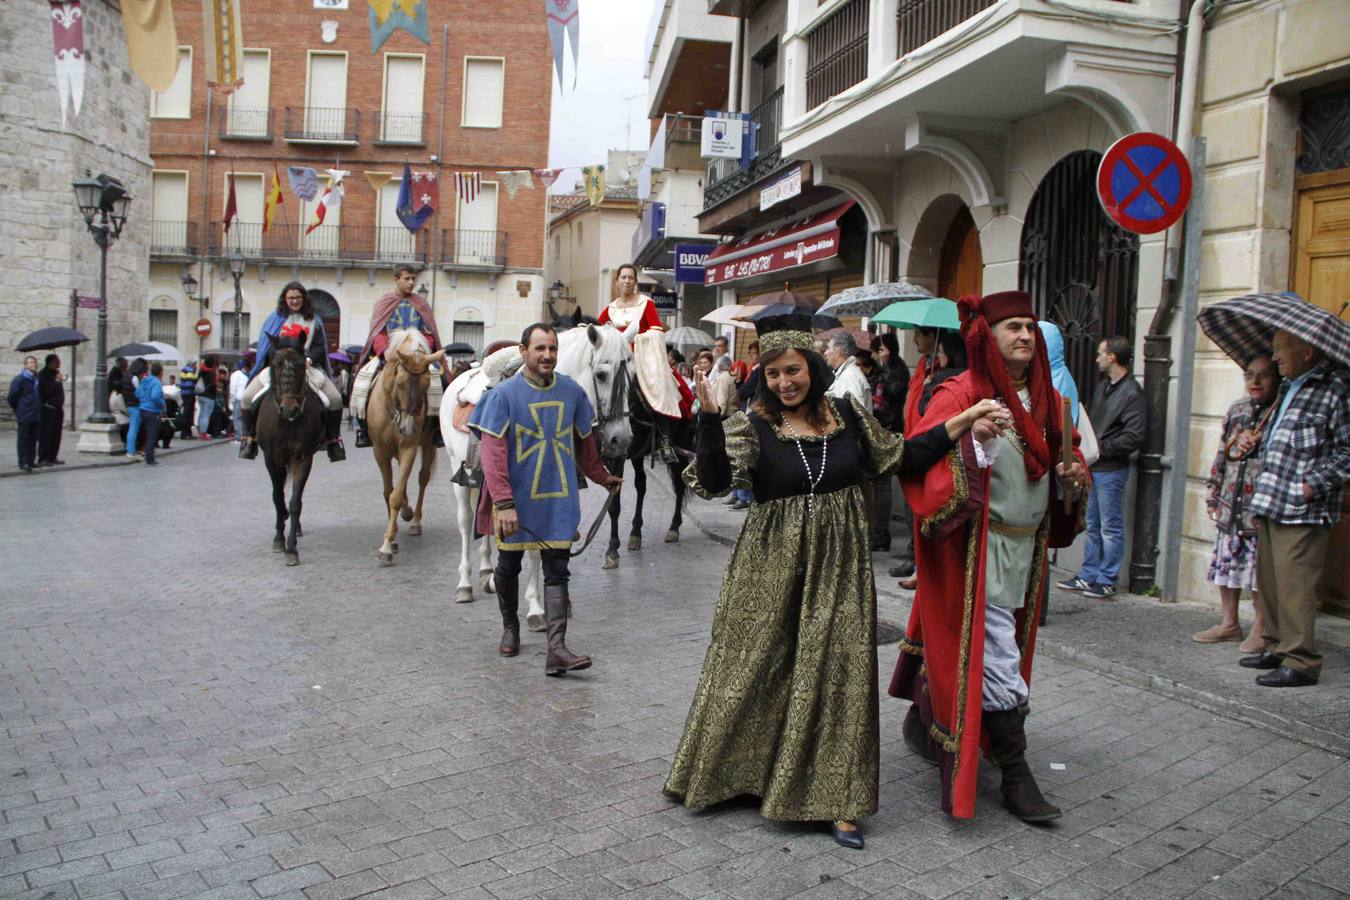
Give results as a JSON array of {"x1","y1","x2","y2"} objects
[
  {"x1": 872, "y1": 298, "x2": 960, "y2": 331},
  {"x1": 17, "y1": 327, "x2": 88, "y2": 352}
]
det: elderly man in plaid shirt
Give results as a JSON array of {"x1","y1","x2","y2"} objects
[{"x1": 1237, "y1": 330, "x2": 1350, "y2": 687}]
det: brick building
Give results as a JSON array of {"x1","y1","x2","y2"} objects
[{"x1": 147, "y1": 0, "x2": 553, "y2": 361}]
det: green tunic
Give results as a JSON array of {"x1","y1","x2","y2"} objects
[
  {"x1": 664, "y1": 398, "x2": 908, "y2": 822},
  {"x1": 984, "y1": 431, "x2": 1051, "y2": 610}
]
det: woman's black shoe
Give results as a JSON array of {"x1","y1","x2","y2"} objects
[{"x1": 830, "y1": 822, "x2": 864, "y2": 849}]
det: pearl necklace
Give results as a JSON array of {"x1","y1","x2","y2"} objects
[{"x1": 781, "y1": 416, "x2": 828, "y2": 518}]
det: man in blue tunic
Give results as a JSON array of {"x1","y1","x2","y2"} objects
[{"x1": 470, "y1": 323, "x2": 622, "y2": 675}]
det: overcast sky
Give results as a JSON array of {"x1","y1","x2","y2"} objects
[{"x1": 547, "y1": 0, "x2": 660, "y2": 185}]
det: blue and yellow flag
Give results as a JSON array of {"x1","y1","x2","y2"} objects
[{"x1": 368, "y1": 0, "x2": 429, "y2": 52}]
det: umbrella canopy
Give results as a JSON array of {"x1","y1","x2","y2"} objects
[
  {"x1": 341, "y1": 343, "x2": 362, "y2": 356},
  {"x1": 200, "y1": 347, "x2": 252, "y2": 360},
  {"x1": 819, "y1": 281, "x2": 934, "y2": 318},
  {"x1": 1198, "y1": 292, "x2": 1350, "y2": 369},
  {"x1": 141, "y1": 341, "x2": 184, "y2": 364},
  {"x1": 742, "y1": 288, "x2": 818, "y2": 309},
  {"x1": 815, "y1": 326, "x2": 873, "y2": 350},
  {"x1": 108, "y1": 342, "x2": 158, "y2": 358},
  {"x1": 443, "y1": 342, "x2": 477, "y2": 356},
  {"x1": 328, "y1": 351, "x2": 353, "y2": 365},
  {"x1": 664, "y1": 326, "x2": 714, "y2": 350},
  {"x1": 702, "y1": 304, "x2": 756, "y2": 330},
  {"x1": 872, "y1": 298, "x2": 961, "y2": 331},
  {"x1": 17, "y1": 327, "x2": 89, "y2": 352}
]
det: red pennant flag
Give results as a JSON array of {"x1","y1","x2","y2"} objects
[
  {"x1": 224, "y1": 173, "x2": 239, "y2": 234},
  {"x1": 412, "y1": 171, "x2": 439, "y2": 213}
]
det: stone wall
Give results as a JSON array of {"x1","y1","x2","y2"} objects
[{"x1": 0, "y1": 0, "x2": 152, "y2": 425}]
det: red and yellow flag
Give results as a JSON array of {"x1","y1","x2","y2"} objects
[{"x1": 262, "y1": 166, "x2": 283, "y2": 234}]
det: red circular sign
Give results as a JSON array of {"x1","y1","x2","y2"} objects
[
  {"x1": 1096, "y1": 132, "x2": 1192, "y2": 234},
  {"x1": 195, "y1": 318, "x2": 212, "y2": 337}
]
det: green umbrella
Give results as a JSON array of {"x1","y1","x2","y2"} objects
[{"x1": 872, "y1": 298, "x2": 960, "y2": 330}]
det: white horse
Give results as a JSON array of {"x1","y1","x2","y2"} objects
[{"x1": 556, "y1": 324, "x2": 635, "y2": 461}]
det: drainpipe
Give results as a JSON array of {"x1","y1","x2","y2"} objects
[
  {"x1": 433, "y1": 22, "x2": 448, "y2": 315},
  {"x1": 1128, "y1": 0, "x2": 1207, "y2": 594},
  {"x1": 198, "y1": 89, "x2": 214, "y2": 360}
]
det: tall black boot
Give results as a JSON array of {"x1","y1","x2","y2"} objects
[
  {"x1": 355, "y1": 417, "x2": 372, "y2": 448},
  {"x1": 237, "y1": 406, "x2": 259, "y2": 459},
  {"x1": 544, "y1": 584, "x2": 590, "y2": 676},
  {"x1": 324, "y1": 409, "x2": 346, "y2": 462},
  {"x1": 496, "y1": 575, "x2": 520, "y2": 657},
  {"x1": 983, "y1": 709, "x2": 1061, "y2": 823}
]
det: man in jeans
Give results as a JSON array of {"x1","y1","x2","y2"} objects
[{"x1": 1058, "y1": 336, "x2": 1144, "y2": 600}]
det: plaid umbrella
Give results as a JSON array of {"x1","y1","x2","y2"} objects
[
  {"x1": 815, "y1": 326, "x2": 873, "y2": 350},
  {"x1": 1197, "y1": 292, "x2": 1350, "y2": 368}
]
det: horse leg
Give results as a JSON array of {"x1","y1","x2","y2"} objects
[
  {"x1": 285, "y1": 455, "x2": 313, "y2": 566},
  {"x1": 603, "y1": 458, "x2": 622, "y2": 569},
  {"x1": 381, "y1": 445, "x2": 417, "y2": 561},
  {"x1": 665, "y1": 459, "x2": 684, "y2": 543},
  {"x1": 524, "y1": 548, "x2": 544, "y2": 631},
  {"x1": 265, "y1": 455, "x2": 287, "y2": 552},
  {"x1": 409, "y1": 442, "x2": 433, "y2": 536},
  {"x1": 452, "y1": 482, "x2": 474, "y2": 601},
  {"x1": 376, "y1": 447, "x2": 397, "y2": 565},
  {"x1": 478, "y1": 529, "x2": 495, "y2": 595},
  {"x1": 628, "y1": 458, "x2": 647, "y2": 551}
]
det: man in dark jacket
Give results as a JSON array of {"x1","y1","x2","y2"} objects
[
  {"x1": 7, "y1": 356, "x2": 42, "y2": 472},
  {"x1": 37, "y1": 354, "x2": 65, "y2": 466},
  {"x1": 1058, "y1": 336, "x2": 1145, "y2": 599}
]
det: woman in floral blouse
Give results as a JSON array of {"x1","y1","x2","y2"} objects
[{"x1": 1193, "y1": 353, "x2": 1280, "y2": 651}]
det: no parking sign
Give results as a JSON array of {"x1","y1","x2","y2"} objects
[{"x1": 1096, "y1": 132, "x2": 1192, "y2": 234}]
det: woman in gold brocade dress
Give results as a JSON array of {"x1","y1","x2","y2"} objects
[{"x1": 663, "y1": 313, "x2": 1005, "y2": 849}]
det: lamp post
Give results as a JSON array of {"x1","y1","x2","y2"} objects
[
  {"x1": 547, "y1": 279, "x2": 565, "y2": 322},
  {"x1": 72, "y1": 172, "x2": 130, "y2": 426},
  {"x1": 229, "y1": 248, "x2": 246, "y2": 351},
  {"x1": 181, "y1": 269, "x2": 199, "y2": 354}
]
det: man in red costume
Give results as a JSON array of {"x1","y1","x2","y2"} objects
[
  {"x1": 889, "y1": 290, "x2": 1089, "y2": 823},
  {"x1": 350, "y1": 264, "x2": 443, "y2": 447}
]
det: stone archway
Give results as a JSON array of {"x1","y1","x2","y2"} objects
[
  {"x1": 906, "y1": 193, "x2": 982, "y2": 297},
  {"x1": 308, "y1": 289, "x2": 341, "y2": 353}
]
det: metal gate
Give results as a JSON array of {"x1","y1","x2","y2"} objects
[{"x1": 1019, "y1": 151, "x2": 1139, "y2": 396}]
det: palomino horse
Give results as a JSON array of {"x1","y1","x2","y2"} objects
[
  {"x1": 369, "y1": 332, "x2": 446, "y2": 565},
  {"x1": 256, "y1": 337, "x2": 325, "y2": 565}
]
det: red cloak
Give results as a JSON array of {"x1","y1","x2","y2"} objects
[
  {"x1": 888, "y1": 370, "x2": 1086, "y2": 819},
  {"x1": 357, "y1": 291, "x2": 443, "y2": 368}
]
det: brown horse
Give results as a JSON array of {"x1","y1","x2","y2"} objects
[
  {"x1": 256, "y1": 341, "x2": 325, "y2": 566},
  {"x1": 368, "y1": 334, "x2": 446, "y2": 565}
]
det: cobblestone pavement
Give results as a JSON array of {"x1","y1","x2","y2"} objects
[{"x1": 0, "y1": 445, "x2": 1347, "y2": 899}]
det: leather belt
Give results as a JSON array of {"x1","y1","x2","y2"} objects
[{"x1": 988, "y1": 518, "x2": 1043, "y2": 538}]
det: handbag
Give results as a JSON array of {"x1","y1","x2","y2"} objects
[{"x1": 1077, "y1": 403, "x2": 1100, "y2": 467}]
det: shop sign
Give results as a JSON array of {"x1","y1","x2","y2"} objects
[
  {"x1": 701, "y1": 113, "x2": 746, "y2": 160},
  {"x1": 704, "y1": 230, "x2": 841, "y2": 286},
  {"x1": 759, "y1": 166, "x2": 802, "y2": 211},
  {"x1": 650, "y1": 288, "x2": 678, "y2": 312},
  {"x1": 674, "y1": 243, "x2": 715, "y2": 284}
]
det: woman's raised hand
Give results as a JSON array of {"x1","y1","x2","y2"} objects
[
  {"x1": 967, "y1": 399, "x2": 1010, "y2": 442},
  {"x1": 694, "y1": 369, "x2": 719, "y2": 415}
]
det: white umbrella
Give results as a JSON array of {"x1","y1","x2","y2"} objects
[
  {"x1": 141, "y1": 341, "x2": 185, "y2": 364},
  {"x1": 664, "y1": 326, "x2": 714, "y2": 350},
  {"x1": 818, "y1": 281, "x2": 934, "y2": 318},
  {"x1": 701, "y1": 304, "x2": 756, "y2": 330}
]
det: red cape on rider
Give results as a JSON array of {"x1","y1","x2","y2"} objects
[{"x1": 357, "y1": 290, "x2": 443, "y2": 367}]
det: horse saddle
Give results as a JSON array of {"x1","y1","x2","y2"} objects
[
  {"x1": 450, "y1": 431, "x2": 483, "y2": 487},
  {"x1": 633, "y1": 331, "x2": 683, "y2": 419}
]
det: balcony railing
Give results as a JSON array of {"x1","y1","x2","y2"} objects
[
  {"x1": 220, "y1": 105, "x2": 272, "y2": 140},
  {"x1": 283, "y1": 106, "x2": 360, "y2": 143},
  {"x1": 150, "y1": 220, "x2": 197, "y2": 257},
  {"x1": 210, "y1": 223, "x2": 429, "y2": 263},
  {"x1": 440, "y1": 229, "x2": 509, "y2": 268},
  {"x1": 702, "y1": 87, "x2": 785, "y2": 209},
  {"x1": 897, "y1": 0, "x2": 999, "y2": 56},
  {"x1": 375, "y1": 110, "x2": 426, "y2": 145},
  {"x1": 805, "y1": 0, "x2": 870, "y2": 110},
  {"x1": 663, "y1": 113, "x2": 702, "y2": 148}
]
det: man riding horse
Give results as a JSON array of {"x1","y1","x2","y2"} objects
[
  {"x1": 351, "y1": 264, "x2": 446, "y2": 448},
  {"x1": 238, "y1": 281, "x2": 346, "y2": 462}
]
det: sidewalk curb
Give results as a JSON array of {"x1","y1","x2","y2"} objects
[
  {"x1": 671, "y1": 478, "x2": 1350, "y2": 759},
  {"x1": 0, "y1": 436, "x2": 232, "y2": 478}
]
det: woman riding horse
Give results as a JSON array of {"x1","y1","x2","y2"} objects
[{"x1": 238, "y1": 282, "x2": 346, "y2": 462}]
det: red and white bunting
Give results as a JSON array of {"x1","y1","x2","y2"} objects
[{"x1": 453, "y1": 171, "x2": 481, "y2": 204}]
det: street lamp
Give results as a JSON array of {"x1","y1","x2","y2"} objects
[
  {"x1": 229, "y1": 248, "x2": 246, "y2": 351},
  {"x1": 72, "y1": 172, "x2": 130, "y2": 426}
]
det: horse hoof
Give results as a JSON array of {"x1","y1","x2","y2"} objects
[
  {"x1": 409, "y1": 523, "x2": 422, "y2": 536},
  {"x1": 285, "y1": 554, "x2": 300, "y2": 567},
  {"x1": 455, "y1": 587, "x2": 474, "y2": 603},
  {"x1": 400, "y1": 506, "x2": 414, "y2": 522},
  {"x1": 664, "y1": 530, "x2": 680, "y2": 543},
  {"x1": 602, "y1": 556, "x2": 619, "y2": 570},
  {"x1": 627, "y1": 535, "x2": 641, "y2": 551},
  {"x1": 526, "y1": 612, "x2": 546, "y2": 632},
  {"x1": 378, "y1": 552, "x2": 394, "y2": 567},
  {"x1": 272, "y1": 539, "x2": 284, "y2": 552}
]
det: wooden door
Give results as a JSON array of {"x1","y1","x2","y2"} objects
[
  {"x1": 1295, "y1": 174, "x2": 1350, "y2": 617},
  {"x1": 938, "y1": 206, "x2": 982, "y2": 300}
]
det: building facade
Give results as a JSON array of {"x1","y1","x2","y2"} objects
[
  {"x1": 147, "y1": 0, "x2": 553, "y2": 363},
  {"x1": 0, "y1": 0, "x2": 153, "y2": 430}
]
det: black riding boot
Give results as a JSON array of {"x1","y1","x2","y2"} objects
[
  {"x1": 355, "y1": 417, "x2": 372, "y2": 448},
  {"x1": 324, "y1": 409, "x2": 346, "y2": 462},
  {"x1": 544, "y1": 584, "x2": 591, "y2": 676},
  {"x1": 496, "y1": 575, "x2": 520, "y2": 657},
  {"x1": 983, "y1": 708, "x2": 1061, "y2": 823},
  {"x1": 237, "y1": 407, "x2": 259, "y2": 459}
]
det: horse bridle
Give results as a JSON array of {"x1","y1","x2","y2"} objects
[
  {"x1": 592, "y1": 357, "x2": 631, "y2": 443},
  {"x1": 271, "y1": 351, "x2": 308, "y2": 421}
]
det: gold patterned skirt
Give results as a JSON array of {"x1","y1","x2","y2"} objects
[{"x1": 663, "y1": 485, "x2": 879, "y2": 822}]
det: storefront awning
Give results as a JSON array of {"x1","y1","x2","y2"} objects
[{"x1": 703, "y1": 200, "x2": 855, "y2": 286}]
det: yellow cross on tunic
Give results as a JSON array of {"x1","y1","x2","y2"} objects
[{"x1": 514, "y1": 400, "x2": 574, "y2": 499}]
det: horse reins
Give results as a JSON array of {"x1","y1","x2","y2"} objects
[{"x1": 500, "y1": 486, "x2": 618, "y2": 558}]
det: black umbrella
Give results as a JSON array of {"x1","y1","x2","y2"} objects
[
  {"x1": 443, "y1": 342, "x2": 476, "y2": 356},
  {"x1": 200, "y1": 348, "x2": 252, "y2": 360},
  {"x1": 108, "y1": 342, "x2": 158, "y2": 358},
  {"x1": 16, "y1": 327, "x2": 88, "y2": 352}
]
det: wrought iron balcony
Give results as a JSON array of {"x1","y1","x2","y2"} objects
[
  {"x1": 149, "y1": 220, "x2": 198, "y2": 258},
  {"x1": 897, "y1": 0, "x2": 999, "y2": 57},
  {"x1": 805, "y1": 0, "x2": 869, "y2": 110},
  {"x1": 375, "y1": 110, "x2": 426, "y2": 145},
  {"x1": 283, "y1": 106, "x2": 360, "y2": 144},
  {"x1": 440, "y1": 229, "x2": 509, "y2": 268},
  {"x1": 209, "y1": 223, "x2": 429, "y2": 264},
  {"x1": 219, "y1": 105, "x2": 272, "y2": 140},
  {"x1": 702, "y1": 87, "x2": 785, "y2": 210}
]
